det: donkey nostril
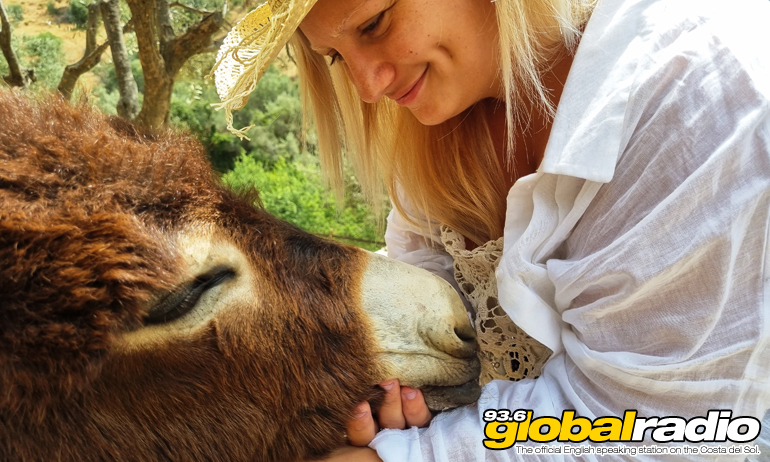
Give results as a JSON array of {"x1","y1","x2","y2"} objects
[
  {"x1": 425, "y1": 322, "x2": 477, "y2": 359},
  {"x1": 454, "y1": 325, "x2": 476, "y2": 342},
  {"x1": 454, "y1": 315, "x2": 477, "y2": 343}
]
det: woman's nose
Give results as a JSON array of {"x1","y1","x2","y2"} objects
[{"x1": 344, "y1": 50, "x2": 396, "y2": 104}]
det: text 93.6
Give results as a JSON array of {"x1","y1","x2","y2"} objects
[{"x1": 483, "y1": 409, "x2": 529, "y2": 423}]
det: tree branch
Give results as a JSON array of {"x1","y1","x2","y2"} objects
[
  {"x1": 197, "y1": 36, "x2": 224, "y2": 55},
  {"x1": 58, "y1": 3, "x2": 108, "y2": 100},
  {"x1": 84, "y1": 2, "x2": 99, "y2": 53},
  {"x1": 58, "y1": 42, "x2": 110, "y2": 100},
  {"x1": 166, "y1": 10, "x2": 224, "y2": 74},
  {"x1": 0, "y1": 0, "x2": 33, "y2": 88},
  {"x1": 101, "y1": 0, "x2": 139, "y2": 119},
  {"x1": 123, "y1": 17, "x2": 134, "y2": 34},
  {"x1": 122, "y1": 0, "x2": 226, "y2": 130}
]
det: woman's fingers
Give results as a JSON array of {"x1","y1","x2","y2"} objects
[
  {"x1": 400, "y1": 387, "x2": 433, "y2": 428},
  {"x1": 345, "y1": 381, "x2": 434, "y2": 447},
  {"x1": 376, "y1": 380, "x2": 406, "y2": 429},
  {"x1": 345, "y1": 402, "x2": 378, "y2": 447}
]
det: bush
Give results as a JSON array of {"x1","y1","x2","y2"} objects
[
  {"x1": 0, "y1": 33, "x2": 66, "y2": 91},
  {"x1": 20, "y1": 32, "x2": 66, "y2": 89},
  {"x1": 68, "y1": 0, "x2": 89, "y2": 28},
  {"x1": 223, "y1": 155, "x2": 385, "y2": 250},
  {"x1": 7, "y1": 4, "x2": 23, "y2": 22},
  {"x1": 89, "y1": 84, "x2": 121, "y2": 116},
  {"x1": 169, "y1": 63, "x2": 307, "y2": 172},
  {"x1": 169, "y1": 82, "x2": 244, "y2": 172}
]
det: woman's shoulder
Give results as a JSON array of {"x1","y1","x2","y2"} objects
[
  {"x1": 627, "y1": 0, "x2": 770, "y2": 83},
  {"x1": 584, "y1": 0, "x2": 770, "y2": 80},
  {"x1": 543, "y1": 0, "x2": 770, "y2": 187}
]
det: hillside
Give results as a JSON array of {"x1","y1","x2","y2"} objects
[{"x1": 10, "y1": 1, "x2": 90, "y2": 61}]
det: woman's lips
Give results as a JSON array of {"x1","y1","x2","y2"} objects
[{"x1": 394, "y1": 67, "x2": 427, "y2": 106}]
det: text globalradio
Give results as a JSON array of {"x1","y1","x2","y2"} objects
[{"x1": 482, "y1": 410, "x2": 761, "y2": 448}]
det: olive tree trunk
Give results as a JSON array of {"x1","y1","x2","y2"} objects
[
  {"x1": 124, "y1": 0, "x2": 225, "y2": 131},
  {"x1": 0, "y1": 0, "x2": 33, "y2": 88}
]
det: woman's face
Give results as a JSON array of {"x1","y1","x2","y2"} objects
[{"x1": 300, "y1": 0, "x2": 501, "y2": 126}]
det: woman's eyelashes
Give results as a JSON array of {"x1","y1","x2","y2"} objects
[
  {"x1": 327, "y1": 10, "x2": 388, "y2": 66},
  {"x1": 362, "y1": 12, "x2": 384, "y2": 34}
]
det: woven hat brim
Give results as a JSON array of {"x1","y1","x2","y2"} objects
[{"x1": 212, "y1": 0, "x2": 318, "y2": 139}]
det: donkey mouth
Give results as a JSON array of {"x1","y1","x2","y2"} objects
[
  {"x1": 417, "y1": 355, "x2": 482, "y2": 412},
  {"x1": 421, "y1": 379, "x2": 482, "y2": 412}
]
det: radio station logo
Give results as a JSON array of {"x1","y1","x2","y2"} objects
[{"x1": 482, "y1": 409, "x2": 761, "y2": 449}]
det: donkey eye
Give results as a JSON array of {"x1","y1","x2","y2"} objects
[{"x1": 146, "y1": 267, "x2": 235, "y2": 325}]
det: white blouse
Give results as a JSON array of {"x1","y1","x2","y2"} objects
[{"x1": 374, "y1": 0, "x2": 770, "y2": 460}]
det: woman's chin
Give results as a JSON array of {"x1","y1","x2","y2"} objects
[
  {"x1": 410, "y1": 109, "x2": 450, "y2": 127},
  {"x1": 409, "y1": 104, "x2": 467, "y2": 127}
]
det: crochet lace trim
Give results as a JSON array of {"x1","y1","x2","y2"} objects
[{"x1": 440, "y1": 226, "x2": 551, "y2": 386}]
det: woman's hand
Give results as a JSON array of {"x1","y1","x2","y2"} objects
[
  {"x1": 319, "y1": 379, "x2": 433, "y2": 461},
  {"x1": 346, "y1": 379, "x2": 433, "y2": 446}
]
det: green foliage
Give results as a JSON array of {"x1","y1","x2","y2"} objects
[
  {"x1": 226, "y1": 65, "x2": 307, "y2": 166},
  {"x1": 170, "y1": 0, "x2": 223, "y2": 34},
  {"x1": 169, "y1": 63, "x2": 306, "y2": 172},
  {"x1": 166, "y1": 60, "x2": 386, "y2": 250},
  {"x1": 224, "y1": 155, "x2": 384, "y2": 250},
  {"x1": 170, "y1": 82, "x2": 243, "y2": 172},
  {"x1": 46, "y1": 1, "x2": 57, "y2": 15},
  {"x1": 0, "y1": 32, "x2": 66, "y2": 91},
  {"x1": 177, "y1": 53, "x2": 216, "y2": 83},
  {"x1": 7, "y1": 4, "x2": 23, "y2": 22},
  {"x1": 89, "y1": 84, "x2": 121, "y2": 115},
  {"x1": 68, "y1": 0, "x2": 90, "y2": 28},
  {"x1": 96, "y1": 57, "x2": 144, "y2": 93},
  {"x1": 22, "y1": 32, "x2": 66, "y2": 89}
]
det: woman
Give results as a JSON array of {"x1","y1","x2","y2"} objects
[{"x1": 214, "y1": 0, "x2": 770, "y2": 459}]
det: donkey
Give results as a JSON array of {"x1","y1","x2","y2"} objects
[{"x1": 0, "y1": 92, "x2": 480, "y2": 462}]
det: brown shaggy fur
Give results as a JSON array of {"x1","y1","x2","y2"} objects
[{"x1": 0, "y1": 91, "x2": 384, "y2": 462}]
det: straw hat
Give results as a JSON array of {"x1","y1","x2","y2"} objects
[{"x1": 212, "y1": 0, "x2": 318, "y2": 139}]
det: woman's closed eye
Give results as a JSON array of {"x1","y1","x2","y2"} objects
[
  {"x1": 361, "y1": 12, "x2": 384, "y2": 34},
  {"x1": 327, "y1": 9, "x2": 390, "y2": 66}
]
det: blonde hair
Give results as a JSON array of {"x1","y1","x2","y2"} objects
[{"x1": 290, "y1": 0, "x2": 596, "y2": 245}]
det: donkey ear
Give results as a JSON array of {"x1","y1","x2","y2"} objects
[{"x1": 0, "y1": 206, "x2": 172, "y2": 418}]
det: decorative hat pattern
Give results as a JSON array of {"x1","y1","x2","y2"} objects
[{"x1": 212, "y1": 0, "x2": 318, "y2": 139}]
